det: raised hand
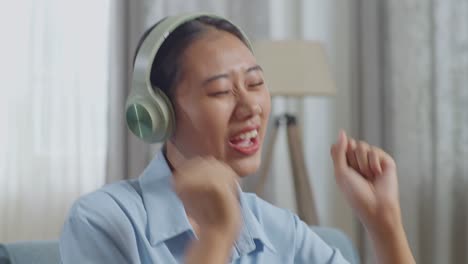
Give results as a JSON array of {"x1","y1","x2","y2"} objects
[
  {"x1": 330, "y1": 131, "x2": 400, "y2": 228},
  {"x1": 330, "y1": 131, "x2": 415, "y2": 264},
  {"x1": 172, "y1": 156, "x2": 241, "y2": 264}
]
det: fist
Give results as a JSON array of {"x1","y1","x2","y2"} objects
[
  {"x1": 172, "y1": 156, "x2": 241, "y2": 238},
  {"x1": 330, "y1": 131, "x2": 401, "y2": 229}
]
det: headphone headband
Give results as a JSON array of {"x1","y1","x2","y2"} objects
[{"x1": 126, "y1": 13, "x2": 252, "y2": 143}]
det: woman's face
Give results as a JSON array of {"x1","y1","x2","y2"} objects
[{"x1": 171, "y1": 29, "x2": 271, "y2": 177}]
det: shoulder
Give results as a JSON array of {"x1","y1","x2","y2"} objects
[
  {"x1": 66, "y1": 179, "x2": 146, "y2": 228},
  {"x1": 60, "y1": 180, "x2": 147, "y2": 263}
]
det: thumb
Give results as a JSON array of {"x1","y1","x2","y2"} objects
[{"x1": 331, "y1": 130, "x2": 348, "y2": 171}]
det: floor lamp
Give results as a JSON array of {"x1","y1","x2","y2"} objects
[{"x1": 253, "y1": 41, "x2": 336, "y2": 225}]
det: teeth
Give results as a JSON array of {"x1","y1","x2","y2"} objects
[
  {"x1": 250, "y1": 129, "x2": 258, "y2": 138},
  {"x1": 237, "y1": 129, "x2": 258, "y2": 140},
  {"x1": 250, "y1": 130, "x2": 258, "y2": 138}
]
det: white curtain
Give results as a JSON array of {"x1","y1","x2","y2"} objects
[
  {"x1": 386, "y1": 1, "x2": 468, "y2": 263},
  {"x1": 0, "y1": 0, "x2": 109, "y2": 242},
  {"x1": 359, "y1": 0, "x2": 468, "y2": 263}
]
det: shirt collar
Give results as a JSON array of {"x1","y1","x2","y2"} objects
[
  {"x1": 139, "y1": 151, "x2": 192, "y2": 245},
  {"x1": 139, "y1": 151, "x2": 276, "y2": 256},
  {"x1": 235, "y1": 188, "x2": 277, "y2": 256}
]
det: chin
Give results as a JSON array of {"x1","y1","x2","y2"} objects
[{"x1": 228, "y1": 153, "x2": 262, "y2": 177}]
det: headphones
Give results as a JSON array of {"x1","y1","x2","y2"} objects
[{"x1": 125, "y1": 13, "x2": 253, "y2": 143}]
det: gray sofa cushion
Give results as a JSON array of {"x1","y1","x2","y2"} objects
[
  {"x1": 313, "y1": 226, "x2": 360, "y2": 264},
  {"x1": 0, "y1": 241, "x2": 60, "y2": 264},
  {"x1": 0, "y1": 243, "x2": 11, "y2": 264}
]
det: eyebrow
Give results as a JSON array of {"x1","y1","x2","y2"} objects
[
  {"x1": 246, "y1": 64, "x2": 263, "y2": 74},
  {"x1": 202, "y1": 64, "x2": 263, "y2": 86}
]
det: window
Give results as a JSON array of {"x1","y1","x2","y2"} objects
[{"x1": 0, "y1": 0, "x2": 110, "y2": 241}]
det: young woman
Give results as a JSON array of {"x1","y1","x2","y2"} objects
[{"x1": 60, "y1": 14, "x2": 415, "y2": 264}]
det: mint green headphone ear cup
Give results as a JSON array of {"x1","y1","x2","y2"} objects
[
  {"x1": 126, "y1": 103, "x2": 152, "y2": 139},
  {"x1": 125, "y1": 88, "x2": 175, "y2": 143}
]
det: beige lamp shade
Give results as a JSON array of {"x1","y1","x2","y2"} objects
[{"x1": 253, "y1": 40, "x2": 336, "y2": 97}]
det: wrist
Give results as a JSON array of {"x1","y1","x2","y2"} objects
[
  {"x1": 367, "y1": 217, "x2": 405, "y2": 248},
  {"x1": 365, "y1": 212, "x2": 415, "y2": 264},
  {"x1": 364, "y1": 202, "x2": 402, "y2": 234}
]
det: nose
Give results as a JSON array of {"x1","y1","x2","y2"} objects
[{"x1": 234, "y1": 92, "x2": 262, "y2": 120}]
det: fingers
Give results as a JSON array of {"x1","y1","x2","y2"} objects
[
  {"x1": 346, "y1": 138, "x2": 359, "y2": 173},
  {"x1": 345, "y1": 138, "x2": 373, "y2": 179},
  {"x1": 355, "y1": 141, "x2": 374, "y2": 180},
  {"x1": 332, "y1": 132, "x2": 395, "y2": 180},
  {"x1": 173, "y1": 156, "x2": 239, "y2": 196},
  {"x1": 369, "y1": 147, "x2": 383, "y2": 176},
  {"x1": 330, "y1": 130, "x2": 349, "y2": 172}
]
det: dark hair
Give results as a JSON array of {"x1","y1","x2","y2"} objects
[{"x1": 133, "y1": 16, "x2": 250, "y2": 99}]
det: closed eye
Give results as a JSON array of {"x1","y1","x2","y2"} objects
[
  {"x1": 209, "y1": 90, "x2": 230, "y2": 97},
  {"x1": 249, "y1": 81, "x2": 264, "y2": 88}
]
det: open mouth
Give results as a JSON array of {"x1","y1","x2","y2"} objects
[{"x1": 228, "y1": 129, "x2": 260, "y2": 155}]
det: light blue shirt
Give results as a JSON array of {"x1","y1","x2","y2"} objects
[{"x1": 60, "y1": 151, "x2": 349, "y2": 263}]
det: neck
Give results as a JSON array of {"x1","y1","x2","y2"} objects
[{"x1": 164, "y1": 139, "x2": 187, "y2": 171}]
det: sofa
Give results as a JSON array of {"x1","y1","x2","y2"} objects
[{"x1": 0, "y1": 226, "x2": 359, "y2": 264}]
